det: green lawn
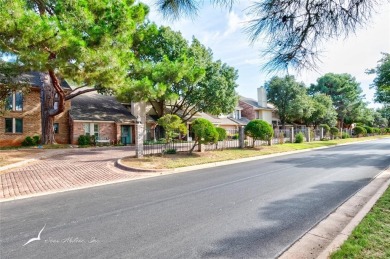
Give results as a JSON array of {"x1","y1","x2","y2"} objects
[
  {"x1": 121, "y1": 136, "x2": 389, "y2": 169},
  {"x1": 331, "y1": 186, "x2": 390, "y2": 259}
]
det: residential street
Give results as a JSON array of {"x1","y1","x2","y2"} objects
[{"x1": 1, "y1": 139, "x2": 389, "y2": 259}]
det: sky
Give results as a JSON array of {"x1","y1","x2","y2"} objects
[{"x1": 142, "y1": 0, "x2": 390, "y2": 108}]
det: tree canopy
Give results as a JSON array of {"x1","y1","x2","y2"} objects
[
  {"x1": 0, "y1": 0, "x2": 148, "y2": 143},
  {"x1": 309, "y1": 73, "x2": 365, "y2": 128},
  {"x1": 367, "y1": 53, "x2": 390, "y2": 105},
  {"x1": 155, "y1": 0, "x2": 379, "y2": 71},
  {"x1": 265, "y1": 75, "x2": 310, "y2": 128},
  {"x1": 117, "y1": 23, "x2": 238, "y2": 121}
]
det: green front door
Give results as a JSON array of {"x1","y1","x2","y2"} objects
[{"x1": 121, "y1": 125, "x2": 132, "y2": 145}]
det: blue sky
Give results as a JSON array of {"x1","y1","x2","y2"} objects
[{"x1": 143, "y1": 0, "x2": 390, "y2": 108}]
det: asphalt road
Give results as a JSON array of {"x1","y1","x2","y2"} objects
[{"x1": 1, "y1": 139, "x2": 389, "y2": 259}]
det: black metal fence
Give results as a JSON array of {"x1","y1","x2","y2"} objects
[{"x1": 142, "y1": 127, "x2": 358, "y2": 156}]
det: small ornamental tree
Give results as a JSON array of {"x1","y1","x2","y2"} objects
[
  {"x1": 330, "y1": 127, "x2": 339, "y2": 139},
  {"x1": 353, "y1": 126, "x2": 366, "y2": 137},
  {"x1": 320, "y1": 124, "x2": 331, "y2": 137},
  {"x1": 157, "y1": 114, "x2": 187, "y2": 143},
  {"x1": 215, "y1": 127, "x2": 227, "y2": 141},
  {"x1": 189, "y1": 118, "x2": 218, "y2": 153},
  {"x1": 244, "y1": 119, "x2": 274, "y2": 147}
]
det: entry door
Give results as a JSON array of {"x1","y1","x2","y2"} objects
[{"x1": 121, "y1": 125, "x2": 132, "y2": 145}]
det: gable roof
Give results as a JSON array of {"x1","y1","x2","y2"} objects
[
  {"x1": 70, "y1": 92, "x2": 136, "y2": 123},
  {"x1": 189, "y1": 112, "x2": 240, "y2": 126},
  {"x1": 239, "y1": 96, "x2": 274, "y2": 110},
  {"x1": 16, "y1": 72, "x2": 71, "y2": 90}
]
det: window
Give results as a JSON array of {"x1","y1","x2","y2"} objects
[
  {"x1": 6, "y1": 92, "x2": 23, "y2": 111},
  {"x1": 53, "y1": 123, "x2": 59, "y2": 134},
  {"x1": 83, "y1": 123, "x2": 99, "y2": 138},
  {"x1": 5, "y1": 118, "x2": 23, "y2": 133},
  {"x1": 233, "y1": 110, "x2": 241, "y2": 119}
]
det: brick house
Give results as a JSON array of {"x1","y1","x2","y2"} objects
[
  {"x1": 69, "y1": 92, "x2": 143, "y2": 145},
  {"x1": 238, "y1": 87, "x2": 279, "y2": 127},
  {"x1": 0, "y1": 72, "x2": 71, "y2": 147}
]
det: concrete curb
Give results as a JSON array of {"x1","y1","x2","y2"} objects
[
  {"x1": 279, "y1": 166, "x2": 390, "y2": 259},
  {"x1": 115, "y1": 138, "x2": 386, "y2": 174}
]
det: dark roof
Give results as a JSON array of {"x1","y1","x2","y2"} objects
[
  {"x1": 16, "y1": 71, "x2": 71, "y2": 90},
  {"x1": 239, "y1": 96, "x2": 274, "y2": 110},
  {"x1": 229, "y1": 117, "x2": 251, "y2": 125},
  {"x1": 70, "y1": 92, "x2": 136, "y2": 122}
]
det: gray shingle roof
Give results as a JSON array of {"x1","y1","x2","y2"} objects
[
  {"x1": 229, "y1": 117, "x2": 251, "y2": 125},
  {"x1": 239, "y1": 96, "x2": 274, "y2": 110},
  {"x1": 18, "y1": 71, "x2": 71, "y2": 89},
  {"x1": 70, "y1": 92, "x2": 136, "y2": 122}
]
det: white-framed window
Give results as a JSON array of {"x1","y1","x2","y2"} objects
[
  {"x1": 233, "y1": 110, "x2": 241, "y2": 119},
  {"x1": 5, "y1": 118, "x2": 23, "y2": 133},
  {"x1": 6, "y1": 92, "x2": 23, "y2": 111},
  {"x1": 83, "y1": 123, "x2": 99, "y2": 138}
]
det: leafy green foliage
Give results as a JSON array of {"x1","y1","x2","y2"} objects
[
  {"x1": 265, "y1": 75, "x2": 311, "y2": 128},
  {"x1": 215, "y1": 127, "x2": 227, "y2": 141},
  {"x1": 367, "y1": 53, "x2": 390, "y2": 104},
  {"x1": 189, "y1": 118, "x2": 218, "y2": 153},
  {"x1": 78, "y1": 135, "x2": 91, "y2": 146},
  {"x1": 309, "y1": 73, "x2": 365, "y2": 128},
  {"x1": 295, "y1": 132, "x2": 304, "y2": 143},
  {"x1": 353, "y1": 126, "x2": 366, "y2": 137},
  {"x1": 0, "y1": 0, "x2": 148, "y2": 143},
  {"x1": 341, "y1": 133, "x2": 350, "y2": 139},
  {"x1": 244, "y1": 120, "x2": 274, "y2": 147},
  {"x1": 330, "y1": 127, "x2": 339, "y2": 138},
  {"x1": 320, "y1": 124, "x2": 331, "y2": 136},
  {"x1": 21, "y1": 135, "x2": 41, "y2": 146},
  {"x1": 364, "y1": 126, "x2": 374, "y2": 134},
  {"x1": 304, "y1": 93, "x2": 337, "y2": 127},
  {"x1": 157, "y1": 114, "x2": 187, "y2": 143},
  {"x1": 117, "y1": 24, "x2": 238, "y2": 121}
]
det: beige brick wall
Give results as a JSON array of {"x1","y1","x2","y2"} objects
[{"x1": 0, "y1": 88, "x2": 71, "y2": 147}]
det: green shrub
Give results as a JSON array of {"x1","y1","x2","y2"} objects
[
  {"x1": 189, "y1": 118, "x2": 219, "y2": 153},
  {"x1": 78, "y1": 135, "x2": 91, "y2": 146},
  {"x1": 373, "y1": 127, "x2": 381, "y2": 134},
  {"x1": 231, "y1": 133, "x2": 239, "y2": 140},
  {"x1": 353, "y1": 126, "x2": 366, "y2": 137},
  {"x1": 22, "y1": 136, "x2": 35, "y2": 146},
  {"x1": 341, "y1": 133, "x2": 350, "y2": 139},
  {"x1": 330, "y1": 127, "x2": 339, "y2": 138},
  {"x1": 295, "y1": 132, "x2": 304, "y2": 143},
  {"x1": 215, "y1": 127, "x2": 227, "y2": 141},
  {"x1": 320, "y1": 124, "x2": 330, "y2": 136},
  {"x1": 164, "y1": 148, "x2": 177, "y2": 154},
  {"x1": 244, "y1": 119, "x2": 274, "y2": 147},
  {"x1": 364, "y1": 126, "x2": 373, "y2": 134},
  {"x1": 386, "y1": 128, "x2": 390, "y2": 133},
  {"x1": 33, "y1": 135, "x2": 40, "y2": 145}
]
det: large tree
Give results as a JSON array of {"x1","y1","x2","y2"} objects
[
  {"x1": 265, "y1": 75, "x2": 312, "y2": 128},
  {"x1": 156, "y1": 0, "x2": 379, "y2": 70},
  {"x1": 303, "y1": 93, "x2": 337, "y2": 127},
  {"x1": 309, "y1": 73, "x2": 365, "y2": 129},
  {"x1": 118, "y1": 24, "x2": 238, "y2": 121},
  {"x1": 367, "y1": 53, "x2": 390, "y2": 105},
  {"x1": 0, "y1": 0, "x2": 148, "y2": 144}
]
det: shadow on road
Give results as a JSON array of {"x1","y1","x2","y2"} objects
[{"x1": 201, "y1": 178, "x2": 371, "y2": 258}]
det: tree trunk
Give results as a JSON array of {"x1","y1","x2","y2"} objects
[{"x1": 40, "y1": 74, "x2": 57, "y2": 145}]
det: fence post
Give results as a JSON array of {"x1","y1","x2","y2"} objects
[
  {"x1": 239, "y1": 126, "x2": 245, "y2": 148},
  {"x1": 290, "y1": 127, "x2": 294, "y2": 143},
  {"x1": 135, "y1": 118, "x2": 144, "y2": 158},
  {"x1": 306, "y1": 128, "x2": 311, "y2": 142},
  {"x1": 320, "y1": 127, "x2": 324, "y2": 139}
]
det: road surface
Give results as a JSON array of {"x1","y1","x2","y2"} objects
[{"x1": 1, "y1": 139, "x2": 389, "y2": 258}]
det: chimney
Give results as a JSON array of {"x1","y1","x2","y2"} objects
[{"x1": 257, "y1": 87, "x2": 267, "y2": 108}]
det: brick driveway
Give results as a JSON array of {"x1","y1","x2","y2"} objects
[{"x1": 0, "y1": 147, "x2": 155, "y2": 201}]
